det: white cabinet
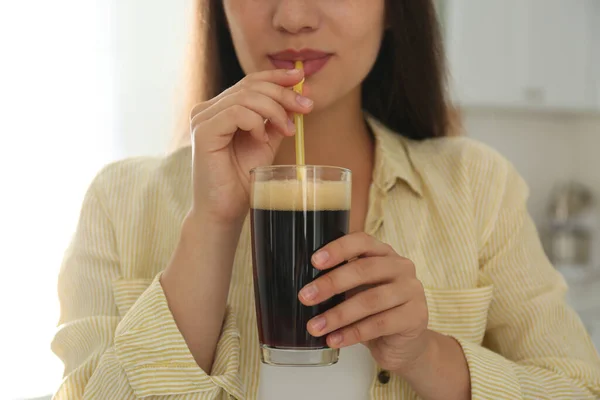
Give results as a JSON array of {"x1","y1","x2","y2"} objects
[
  {"x1": 524, "y1": 0, "x2": 596, "y2": 111},
  {"x1": 443, "y1": 0, "x2": 599, "y2": 112},
  {"x1": 593, "y1": 1, "x2": 600, "y2": 110},
  {"x1": 445, "y1": 0, "x2": 526, "y2": 107}
]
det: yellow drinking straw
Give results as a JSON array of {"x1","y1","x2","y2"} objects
[{"x1": 292, "y1": 61, "x2": 306, "y2": 169}]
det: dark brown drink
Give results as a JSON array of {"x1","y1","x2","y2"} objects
[
  {"x1": 250, "y1": 168, "x2": 351, "y2": 367},
  {"x1": 251, "y1": 208, "x2": 349, "y2": 349}
]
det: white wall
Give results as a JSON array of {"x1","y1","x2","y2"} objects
[
  {"x1": 2, "y1": 1, "x2": 120, "y2": 398},
  {"x1": 573, "y1": 115, "x2": 600, "y2": 201},
  {"x1": 112, "y1": 0, "x2": 192, "y2": 158}
]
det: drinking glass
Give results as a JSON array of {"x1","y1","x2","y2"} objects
[{"x1": 250, "y1": 165, "x2": 351, "y2": 366}]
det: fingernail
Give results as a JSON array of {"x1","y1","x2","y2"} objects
[
  {"x1": 329, "y1": 332, "x2": 343, "y2": 345},
  {"x1": 312, "y1": 250, "x2": 329, "y2": 266},
  {"x1": 299, "y1": 284, "x2": 318, "y2": 301},
  {"x1": 287, "y1": 119, "x2": 296, "y2": 133},
  {"x1": 286, "y1": 68, "x2": 300, "y2": 74},
  {"x1": 310, "y1": 316, "x2": 326, "y2": 332},
  {"x1": 296, "y1": 95, "x2": 313, "y2": 108}
]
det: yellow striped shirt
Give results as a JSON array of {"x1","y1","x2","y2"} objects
[{"x1": 52, "y1": 116, "x2": 600, "y2": 399}]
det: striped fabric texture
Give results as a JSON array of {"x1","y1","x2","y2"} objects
[{"x1": 52, "y1": 116, "x2": 600, "y2": 399}]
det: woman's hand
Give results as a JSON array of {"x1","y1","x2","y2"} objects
[
  {"x1": 189, "y1": 68, "x2": 313, "y2": 224},
  {"x1": 298, "y1": 232, "x2": 431, "y2": 374}
]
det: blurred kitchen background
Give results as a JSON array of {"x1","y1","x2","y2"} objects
[
  {"x1": 0, "y1": 0, "x2": 598, "y2": 399},
  {"x1": 439, "y1": 0, "x2": 600, "y2": 355}
]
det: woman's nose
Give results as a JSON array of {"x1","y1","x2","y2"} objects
[{"x1": 272, "y1": 0, "x2": 320, "y2": 35}]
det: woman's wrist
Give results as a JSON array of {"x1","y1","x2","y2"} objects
[
  {"x1": 162, "y1": 208, "x2": 244, "y2": 286},
  {"x1": 174, "y1": 213, "x2": 238, "y2": 262},
  {"x1": 394, "y1": 330, "x2": 471, "y2": 400},
  {"x1": 393, "y1": 329, "x2": 438, "y2": 380},
  {"x1": 183, "y1": 207, "x2": 246, "y2": 237}
]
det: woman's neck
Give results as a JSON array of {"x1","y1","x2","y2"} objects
[{"x1": 274, "y1": 89, "x2": 374, "y2": 172}]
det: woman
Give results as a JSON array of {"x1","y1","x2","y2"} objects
[{"x1": 52, "y1": 0, "x2": 600, "y2": 399}]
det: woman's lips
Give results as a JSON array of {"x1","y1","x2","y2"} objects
[{"x1": 268, "y1": 55, "x2": 332, "y2": 77}]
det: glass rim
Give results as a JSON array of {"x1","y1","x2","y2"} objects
[{"x1": 249, "y1": 165, "x2": 351, "y2": 175}]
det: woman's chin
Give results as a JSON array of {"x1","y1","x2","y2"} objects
[{"x1": 309, "y1": 89, "x2": 359, "y2": 116}]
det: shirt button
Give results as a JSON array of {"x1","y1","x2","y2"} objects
[{"x1": 377, "y1": 369, "x2": 391, "y2": 384}]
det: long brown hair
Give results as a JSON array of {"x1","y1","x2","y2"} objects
[{"x1": 175, "y1": 0, "x2": 458, "y2": 147}]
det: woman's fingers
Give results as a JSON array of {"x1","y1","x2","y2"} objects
[
  {"x1": 199, "y1": 79, "x2": 313, "y2": 127},
  {"x1": 194, "y1": 105, "x2": 267, "y2": 151},
  {"x1": 243, "y1": 67, "x2": 306, "y2": 85},
  {"x1": 200, "y1": 90, "x2": 298, "y2": 137},
  {"x1": 242, "y1": 79, "x2": 314, "y2": 113},
  {"x1": 189, "y1": 69, "x2": 313, "y2": 149},
  {"x1": 190, "y1": 68, "x2": 307, "y2": 121},
  {"x1": 306, "y1": 282, "x2": 414, "y2": 338},
  {"x1": 311, "y1": 232, "x2": 397, "y2": 270},
  {"x1": 327, "y1": 305, "x2": 406, "y2": 348},
  {"x1": 329, "y1": 298, "x2": 428, "y2": 348},
  {"x1": 299, "y1": 257, "x2": 398, "y2": 305}
]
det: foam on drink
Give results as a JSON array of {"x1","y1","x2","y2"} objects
[{"x1": 251, "y1": 180, "x2": 351, "y2": 211}]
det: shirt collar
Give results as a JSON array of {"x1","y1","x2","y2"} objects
[{"x1": 366, "y1": 114, "x2": 423, "y2": 197}]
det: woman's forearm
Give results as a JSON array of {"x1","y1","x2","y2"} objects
[
  {"x1": 160, "y1": 213, "x2": 244, "y2": 373},
  {"x1": 397, "y1": 330, "x2": 471, "y2": 400}
]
